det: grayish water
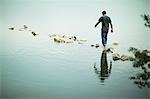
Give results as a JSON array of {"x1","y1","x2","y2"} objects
[{"x1": 0, "y1": 0, "x2": 150, "y2": 99}]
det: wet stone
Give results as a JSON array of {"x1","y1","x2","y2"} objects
[
  {"x1": 91, "y1": 44, "x2": 94, "y2": 47},
  {"x1": 32, "y1": 32, "x2": 38, "y2": 36},
  {"x1": 95, "y1": 44, "x2": 99, "y2": 48},
  {"x1": 120, "y1": 55, "x2": 129, "y2": 61},
  {"x1": 8, "y1": 27, "x2": 14, "y2": 30},
  {"x1": 49, "y1": 34, "x2": 86, "y2": 44},
  {"x1": 112, "y1": 53, "x2": 120, "y2": 61},
  {"x1": 106, "y1": 47, "x2": 113, "y2": 53}
]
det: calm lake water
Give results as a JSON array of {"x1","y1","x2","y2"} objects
[{"x1": 0, "y1": 0, "x2": 150, "y2": 99}]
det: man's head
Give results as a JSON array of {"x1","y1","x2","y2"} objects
[{"x1": 102, "y1": 11, "x2": 106, "y2": 15}]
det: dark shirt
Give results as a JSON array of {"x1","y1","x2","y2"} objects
[{"x1": 99, "y1": 15, "x2": 112, "y2": 33}]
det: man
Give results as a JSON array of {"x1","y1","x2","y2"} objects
[{"x1": 95, "y1": 11, "x2": 113, "y2": 48}]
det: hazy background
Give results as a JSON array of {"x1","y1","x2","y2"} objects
[
  {"x1": 0, "y1": 0, "x2": 150, "y2": 47},
  {"x1": 0, "y1": 0, "x2": 150, "y2": 99}
]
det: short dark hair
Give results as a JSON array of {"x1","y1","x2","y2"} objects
[{"x1": 102, "y1": 11, "x2": 106, "y2": 15}]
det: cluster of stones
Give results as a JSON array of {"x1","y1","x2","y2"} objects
[
  {"x1": 8, "y1": 25, "x2": 39, "y2": 36},
  {"x1": 49, "y1": 34, "x2": 87, "y2": 44}
]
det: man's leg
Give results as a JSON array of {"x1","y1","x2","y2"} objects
[
  {"x1": 104, "y1": 32, "x2": 108, "y2": 46},
  {"x1": 101, "y1": 33, "x2": 105, "y2": 46},
  {"x1": 101, "y1": 32, "x2": 108, "y2": 47}
]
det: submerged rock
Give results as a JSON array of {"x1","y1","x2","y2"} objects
[
  {"x1": 112, "y1": 42, "x2": 119, "y2": 45},
  {"x1": 23, "y1": 25, "x2": 28, "y2": 30},
  {"x1": 18, "y1": 25, "x2": 29, "y2": 31},
  {"x1": 79, "y1": 39, "x2": 87, "y2": 42}
]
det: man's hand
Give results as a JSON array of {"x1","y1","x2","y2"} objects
[
  {"x1": 95, "y1": 21, "x2": 100, "y2": 28},
  {"x1": 95, "y1": 24, "x2": 97, "y2": 28},
  {"x1": 111, "y1": 29, "x2": 113, "y2": 33}
]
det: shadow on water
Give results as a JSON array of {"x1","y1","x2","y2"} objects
[
  {"x1": 94, "y1": 50, "x2": 112, "y2": 84},
  {"x1": 128, "y1": 47, "x2": 150, "y2": 88}
]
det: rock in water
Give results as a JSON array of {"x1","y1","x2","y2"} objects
[
  {"x1": 112, "y1": 42, "x2": 119, "y2": 45},
  {"x1": 32, "y1": 32, "x2": 38, "y2": 36},
  {"x1": 91, "y1": 44, "x2": 94, "y2": 47},
  {"x1": 106, "y1": 47, "x2": 113, "y2": 53},
  {"x1": 49, "y1": 34, "x2": 86, "y2": 44},
  {"x1": 120, "y1": 55, "x2": 129, "y2": 61},
  {"x1": 112, "y1": 53, "x2": 120, "y2": 61},
  {"x1": 8, "y1": 27, "x2": 14, "y2": 30},
  {"x1": 72, "y1": 36, "x2": 77, "y2": 41},
  {"x1": 23, "y1": 25, "x2": 28, "y2": 30},
  {"x1": 95, "y1": 44, "x2": 99, "y2": 48},
  {"x1": 112, "y1": 53, "x2": 134, "y2": 61}
]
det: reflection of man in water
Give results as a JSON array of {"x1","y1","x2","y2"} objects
[{"x1": 94, "y1": 50, "x2": 112, "y2": 83}]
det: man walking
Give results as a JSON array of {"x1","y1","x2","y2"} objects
[{"x1": 95, "y1": 11, "x2": 113, "y2": 48}]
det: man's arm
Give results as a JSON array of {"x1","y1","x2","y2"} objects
[
  {"x1": 109, "y1": 18, "x2": 113, "y2": 32},
  {"x1": 95, "y1": 17, "x2": 102, "y2": 28},
  {"x1": 95, "y1": 21, "x2": 100, "y2": 28},
  {"x1": 110, "y1": 22, "x2": 113, "y2": 32}
]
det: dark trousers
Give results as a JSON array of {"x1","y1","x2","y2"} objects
[{"x1": 101, "y1": 32, "x2": 108, "y2": 46}]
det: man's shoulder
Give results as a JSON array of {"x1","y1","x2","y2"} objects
[
  {"x1": 99, "y1": 16, "x2": 111, "y2": 22},
  {"x1": 100, "y1": 16, "x2": 110, "y2": 19},
  {"x1": 99, "y1": 16, "x2": 103, "y2": 21},
  {"x1": 99, "y1": 16, "x2": 103, "y2": 19},
  {"x1": 99, "y1": 16, "x2": 105, "y2": 20},
  {"x1": 105, "y1": 15, "x2": 110, "y2": 19}
]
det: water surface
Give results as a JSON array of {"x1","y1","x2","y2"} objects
[{"x1": 0, "y1": 0, "x2": 150, "y2": 99}]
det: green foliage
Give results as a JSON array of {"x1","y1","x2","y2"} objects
[
  {"x1": 128, "y1": 47, "x2": 150, "y2": 88},
  {"x1": 141, "y1": 14, "x2": 150, "y2": 28},
  {"x1": 129, "y1": 47, "x2": 150, "y2": 68}
]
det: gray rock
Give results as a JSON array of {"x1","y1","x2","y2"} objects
[
  {"x1": 120, "y1": 55, "x2": 129, "y2": 61},
  {"x1": 8, "y1": 27, "x2": 14, "y2": 30},
  {"x1": 112, "y1": 53, "x2": 120, "y2": 61},
  {"x1": 91, "y1": 44, "x2": 94, "y2": 47},
  {"x1": 49, "y1": 34, "x2": 86, "y2": 44},
  {"x1": 106, "y1": 47, "x2": 113, "y2": 53},
  {"x1": 32, "y1": 32, "x2": 38, "y2": 36},
  {"x1": 23, "y1": 25, "x2": 28, "y2": 30},
  {"x1": 95, "y1": 44, "x2": 99, "y2": 48},
  {"x1": 113, "y1": 53, "x2": 134, "y2": 61}
]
